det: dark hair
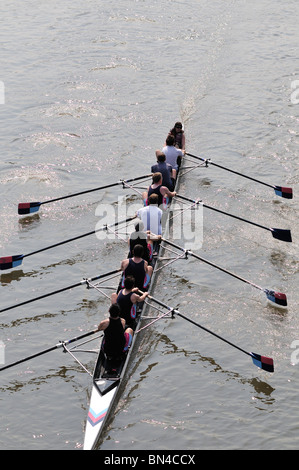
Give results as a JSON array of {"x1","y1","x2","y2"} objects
[
  {"x1": 152, "y1": 172, "x2": 162, "y2": 184},
  {"x1": 133, "y1": 244, "x2": 144, "y2": 257},
  {"x1": 166, "y1": 134, "x2": 175, "y2": 146},
  {"x1": 109, "y1": 303, "x2": 120, "y2": 318},
  {"x1": 123, "y1": 275, "x2": 135, "y2": 289},
  {"x1": 157, "y1": 153, "x2": 166, "y2": 162},
  {"x1": 148, "y1": 193, "x2": 159, "y2": 205}
]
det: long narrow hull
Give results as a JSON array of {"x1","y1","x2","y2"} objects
[{"x1": 84, "y1": 167, "x2": 182, "y2": 450}]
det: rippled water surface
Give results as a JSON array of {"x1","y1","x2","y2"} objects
[{"x1": 0, "y1": 0, "x2": 298, "y2": 450}]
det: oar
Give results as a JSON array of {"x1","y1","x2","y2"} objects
[
  {"x1": 138, "y1": 290, "x2": 274, "y2": 373},
  {"x1": 0, "y1": 268, "x2": 121, "y2": 314},
  {"x1": 18, "y1": 173, "x2": 152, "y2": 215},
  {"x1": 175, "y1": 194, "x2": 292, "y2": 242},
  {"x1": 0, "y1": 329, "x2": 99, "y2": 372},
  {"x1": 0, "y1": 216, "x2": 136, "y2": 271},
  {"x1": 161, "y1": 238, "x2": 287, "y2": 307},
  {"x1": 186, "y1": 152, "x2": 293, "y2": 199}
]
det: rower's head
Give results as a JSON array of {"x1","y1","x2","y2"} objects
[
  {"x1": 109, "y1": 303, "x2": 121, "y2": 319},
  {"x1": 152, "y1": 172, "x2": 162, "y2": 185},
  {"x1": 174, "y1": 122, "x2": 183, "y2": 131},
  {"x1": 123, "y1": 275, "x2": 135, "y2": 290},
  {"x1": 156, "y1": 151, "x2": 166, "y2": 163},
  {"x1": 132, "y1": 244, "x2": 144, "y2": 258},
  {"x1": 148, "y1": 193, "x2": 159, "y2": 205},
  {"x1": 166, "y1": 134, "x2": 175, "y2": 146}
]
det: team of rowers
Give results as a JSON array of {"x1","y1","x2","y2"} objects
[{"x1": 97, "y1": 123, "x2": 186, "y2": 360}]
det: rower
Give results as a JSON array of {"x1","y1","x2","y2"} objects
[
  {"x1": 137, "y1": 193, "x2": 163, "y2": 236},
  {"x1": 128, "y1": 219, "x2": 161, "y2": 264},
  {"x1": 151, "y1": 151, "x2": 175, "y2": 190},
  {"x1": 119, "y1": 244, "x2": 153, "y2": 292},
  {"x1": 111, "y1": 276, "x2": 149, "y2": 330},
  {"x1": 97, "y1": 303, "x2": 133, "y2": 359},
  {"x1": 162, "y1": 134, "x2": 185, "y2": 179},
  {"x1": 142, "y1": 172, "x2": 176, "y2": 207}
]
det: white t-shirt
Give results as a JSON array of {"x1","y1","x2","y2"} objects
[
  {"x1": 137, "y1": 205, "x2": 162, "y2": 235},
  {"x1": 162, "y1": 145, "x2": 183, "y2": 170}
]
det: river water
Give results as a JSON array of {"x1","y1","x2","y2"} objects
[{"x1": 0, "y1": 0, "x2": 298, "y2": 451}]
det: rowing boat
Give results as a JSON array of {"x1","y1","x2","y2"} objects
[
  {"x1": 1, "y1": 128, "x2": 284, "y2": 448},
  {"x1": 83, "y1": 164, "x2": 182, "y2": 450}
]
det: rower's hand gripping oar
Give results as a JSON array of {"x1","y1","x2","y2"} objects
[
  {"x1": 175, "y1": 194, "x2": 292, "y2": 242},
  {"x1": 0, "y1": 216, "x2": 136, "y2": 271},
  {"x1": 186, "y1": 152, "x2": 293, "y2": 199},
  {"x1": 18, "y1": 173, "x2": 152, "y2": 215},
  {"x1": 137, "y1": 290, "x2": 274, "y2": 373},
  {"x1": 161, "y1": 238, "x2": 287, "y2": 307},
  {"x1": 0, "y1": 329, "x2": 99, "y2": 372}
]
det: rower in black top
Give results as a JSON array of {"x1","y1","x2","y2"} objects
[
  {"x1": 97, "y1": 303, "x2": 133, "y2": 358},
  {"x1": 142, "y1": 173, "x2": 176, "y2": 207},
  {"x1": 111, "y1": 276, "x2": 149, "y2": 330},
  {"x1": 119, "y1": 244, "x2": 153, "y2": 292}
]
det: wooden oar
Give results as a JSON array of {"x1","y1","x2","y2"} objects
[
  {"x1": 175, "y1": 194, "x2": 292, "y2": 242},
  {"x1": 0, "y1": 268, "x2": 121, "y2": 314},
  {"x1": 0, "y1": 329, "x2": 99, "y2": 372},
  {"x1": 186, "y1": 152, "x2": 293, "y2": 199},
  {"x1": 138, "y1": 290, "x2": 274, "y2": 373},
  {"x1": 161, "y1": 238, "x2": 287, "y2": 307},
  {"x1": 0, "y1": 216, "x2": 136, "y2": 271},
  {"x1": 18, "y1": 173, "x2": 152, "y2": 215}
]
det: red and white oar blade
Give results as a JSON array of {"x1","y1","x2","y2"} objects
[
  {"x1": 18, "y1": 202, "x2": 41, "y2": 215},
  {"x1": 274, "y1": 186, "x2": 293, "y2": 199},
  {"x1": 251, "y1": 352, "x2": 274, "y2": 373},
  {"x1": 265, "y1": 289, "x2": 287, "y2": 306},
  {"x1": 0, "y1": 255, "x2": 24, "y2": 270}
]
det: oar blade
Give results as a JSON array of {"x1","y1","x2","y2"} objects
[
  {"x1": 251, "y1": 352, "x2": 274, "y2": 373},
  {"x1": 0, "y1": 255, "x2": 24, "y2": 270},
  {"x1": 274, "y1": 186, "x2": 293, "y2": 199},
  {"x1": 265, "y1": 289, "x2": 287, "y2": 307},
  {"x1": 18, "y1": 202, "x2": 41, "y2": 215},
  {"x1": 271, "y1": 228, "x2": 292, "y2": 242}
]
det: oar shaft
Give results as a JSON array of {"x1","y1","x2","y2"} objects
[
  {"x1": 36, "y1": 174, "x2": 153, "y2": 206},
  {"x1": 176, "y1": 194, "x2": 271, "y2": 232},
  {"x1": 186, "y1": 153, "x2": 274, "y2": 189},
  {"x1": 0, "y1": 269, "x2": 121, "y2": 314},
  {"x1": 0, "y1": 329, "x2": 98, "y2": 372},
  {"x1": 176, "y1": 311, "x2": 251, "y2": 358},
  {"x1": 161, "y1": 238, "x2": 263, "y2": 292},
  {"x1": 142, "y1": 291, "x2": 251, "y2": 358},
  {"x1": 23, "y1": 216, "x2": 136, "y2": 259}
]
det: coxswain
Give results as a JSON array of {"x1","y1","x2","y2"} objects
[
  {"x1": 169, "y1": 121, "x2": 185, "y2": 150},
  {"x1": 97, "y1": 303, "x2": 133, "y2": 359},
  {"x1": 119, "y1": 244, "x2": 153, "y2": 292},
  {"x1": 111, "y1": 276, "x2": 148, "y2": 330}
]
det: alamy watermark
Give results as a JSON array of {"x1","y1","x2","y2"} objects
[
  {"x1": 94, "y1": 197, "x2": 203, "y2": 250},
  {"x1": 0, "y1": 81, "x2": 5, "y2": 104},
  {"x1": 290, "y1": 340, "x2": 299, "y2": 365},
  {"x1": 290, "y1": 80, "x2": 299, "y2": 104},
  {"x1": 0, "y1": 341, "x2": 5, "y2": 365}
]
